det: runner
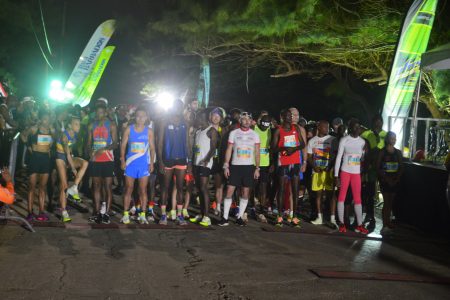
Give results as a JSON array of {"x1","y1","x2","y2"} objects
[
  {"x1": 220, "y1": 112, "x2": 260, "y2": 226},
  {"x1": 271, "y1": 109, "x2": 306, "y2": 227},
  {"x1": 209, "y1": 107, "x2": 226, "y2": 216},
  {"x1": 190, "y1": 110, "x2": 219, "y2": 227},
  {"x1": 120, "y1": 106, "x2": 155, "y2": 225},
  {"x1": 253, "y1": 114, "x2": 272, "y2": 223},
  {"x1": 25, "y1": 109, "x2": 54, "y2": 221},
  {"x1": 157, "y1": 99, "x2": 191, "y2": 226},
  {"x1": 376, "y1": 131, "x2": 403, "y2": 234},
  {"x1": 334, "y1": 118, "x2": 369, "y2": 234},
  {"x1": 87, "y1": 103, "x2": 118, "y2": 224},
  {"x1": 55, "y1": 115, "x2": 89, "y2": 222},
  {"x1": 307, "y1": 121, "x2": 338, "y2": 228}
]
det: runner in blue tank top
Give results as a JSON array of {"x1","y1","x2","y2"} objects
[{"x1": 120, "y1": 107, "x2": 155, "y2": 225}]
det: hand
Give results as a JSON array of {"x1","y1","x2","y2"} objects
[
  {"x1": 269, "y1": 165, "x2": 275, "y2": 173},
  {"x1": 254, "y1": 168, "x2": 260, "y2": 180},
  {"x1": 71, "y1": 168, "x2": 78, "y2": 176},
  {"x1": 224, "y1": 167, "x2": 230, "y2": 178},
  {"x1": 313, "y1": 167, "x2": 322, "y2": 173},
  {"x1": 121, "y1": 160, "x2": 126, "y2": 171},
  {"x1": 285, "y1": 147, "x2": 296, "y2": 156},
  {"x1": 1, "y1": 167, "x2": 12, "y2": 183},
  {"x1": 334, "y1": 177, "x2": 340, "y2": 188},
  {"x1": 159, "y1": 162, "x2": 166, "y2": 174},
  {"x1": 149, "y1": 164, "x2": 154, "y2": 174},
  {"x1": 300, "y1": 163, "x2": 306, "y2": 173}
]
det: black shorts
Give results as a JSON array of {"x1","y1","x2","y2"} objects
[
  {"x1": 228, "y1": 165, "x2": 254, "y2": 188},
  {"x1": 380, "y1": 177, "x2": 399, "y2": 194},
  {"x1": 211, "y1": 157, "x2": 222, "y2": 175},
  {"x1": 259, "y1": 166, "x2": 270, "y2": 183},
  {"x1": 55, "y1": 152, "x2": 67, "y2": 164},
  {"x1": 28, "y1": 151, "x2": 51, "y2": 175},
  {"x1": 277, "y1": 164, "x2": 301, "y2": 178},
  {"x1": 89, "y1": 161, "x2": 114, "y2": 178},
  {"x1": 194, "y1": 165, "x2": 211, "y2": 178}
]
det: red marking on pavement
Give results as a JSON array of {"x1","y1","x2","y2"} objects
[
  {"x1": 261, "y1": 226, "x2": 383, "y2": 241},
  {"x1": 310, "y1": 269, "x2": 450, "y2": 285}
]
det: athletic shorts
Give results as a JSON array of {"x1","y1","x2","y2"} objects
[
  {"x1": 380, "y1": 176, "x2": 399, "y2": 194},
  {"x1": 228, "y1": 165, "x2": 254, "y2": 188},
  {"x1": 163, "y1": 159, "x2": 188, "y2": 169},
  {"x1": 164, "y1": 165, "x2": 187, "y2": 170},
  {"x1": 55, "y1": 152, "x2": 67, "y2": 164},
  {"x1": 89, "y1": 161, "x2": 114, "y2": 178},
  {"x1": 194, "y1": 166, "x2": 211, "y2": 178},
  {"x1": 311, "y1": 170, "x2": 334, "y2": 191},
  {"x1": 258, "y1": 166, "x2": 270, "y2": 183},
  {"x1": 277, "y1": 164, "x2": 301, "y2": 178},
  {"x1": 211, "y1": 158, "x2": 222, "y2": 175},
  {"x1": 125, "y1": 162, "x2": 150, "y2": 179},
  {"x1": 28, "y1": 151, "x2": 51, "y2": 175}
]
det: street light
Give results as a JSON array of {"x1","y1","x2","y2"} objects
[
  {"x1": 48, "y1": 80, "x2": 65, "y2": 102},
  {"x1": 155, "y1": 91, "x2": 174, "y2": 111}
]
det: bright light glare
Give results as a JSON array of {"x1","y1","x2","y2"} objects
[
  {"x1": 49, "y1": 80, "x2": 65, "y2": 102},
  {"x1": 156, "y1": 92, "x2": 174, "y2": 110}
]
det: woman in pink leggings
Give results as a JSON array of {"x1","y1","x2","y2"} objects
[{"x1": 334, "y1": 118, "x2": 369, "y2": 234}]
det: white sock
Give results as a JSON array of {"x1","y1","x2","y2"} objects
[
  {"x1": 216, "y1": 203, "x2": 221, "y2": 212},
  {"x1": 317, "y1": 213, "x2": 322, "y2": 220},
  {"x1": 238, "y1": 198, "x2": 248, "y2": 218},
  {"x1": 338, "y1": 202, "x2": 344, "y2": 224},
  {"x1": 223, "y1": 198, "x2": 232, "y2": 220},
  {"x1": 354, "y1": 204, "x2": 363, "y2": 226},
  {"x1": 331, "y1": 215, "x2": 336, "y2": 222}
]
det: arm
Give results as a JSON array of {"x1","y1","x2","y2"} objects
[
  {"x1": 157, "y1": 122, "x2": 165, "y2": 173},
  {"x1": 0, "y1": 106, "x2": 17, "y2": 128},
  {"x1": 334, "y1": 138, "x2": 345, "y2": 178},
  {"x1": 149, "y1": 128, "x2": 156, "y2": 173},
  {"x1": 107, "y1": 123, "x2": 118, "y2": 151},
  {"x1": 200, "y1": 128, "x2": 219, "y2": 167},
  {"x1": 270, "y1": 128, "x2": 281, "y2": 154},
  {"x1": 120, "y1": 126, "x2": 130, "y2": 170},
  {"x1": 223, "y1": 142, "x2": 233, "y2": 178},
  {"x1": 362, "y1": 140, "x2": 369, "y2": 174},
  {"x1": 254, "y1": 143, "x2": 261, "y2": 179},
  {"x1": 0, "y1": 168, "x2": 15, "y2": 204}
]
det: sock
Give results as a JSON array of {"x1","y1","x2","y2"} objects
[
  {"x1": 161, "y1": 205, "x2": 166, "y2": 215},
  {"x1": 223, "y1": 198, "x2": 232, "y2": 220},
  {"x1": 216, "y1": 203, "x2": 221, "y2": 212},
  {"x1": 331, "y1": 214, "x2": 336, "y2": 222},
  {"x1": 238, "y1": 198, "x2": 248, "y2": 218},
  {"x1": 338, "y1": 202, "x2": 344, "y2": 224},
  {"x1": 354, "y1": 204, "x2": 363, "y2": 226},
  {"x1": 139, "y1": 211, "x2": 145, "y2": 218},
  {"x1": 317, "y1": 213, "x2": 322, "y2": 220},
  {"x1": 149, "y1": 201, "x2": 155, "y2": 208},
  {"x1": 182, "y1": 208, "x2": 188, "y2": 216},
  {"x1": 124, "y1": 211, "x2": 129, "y2": 216},
  {"x1": 289, "y1": 210, "x2": 294, "y2": 218},
  {"x1": 176, "y1": 205, "x2": 183, "y2": 216}
]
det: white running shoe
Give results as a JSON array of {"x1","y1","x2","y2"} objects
[
  {"x1": 121, "y1": 213, "x2": 130, "y2": 224},
  {"x1": 242, "y1": 212, "x2": 248, "y2": 222},
  {"x1": 311, "y1": 217, "x2": 323, "y2": 225},
  {"x1": 257, "y1": 214, "x2": 268, "y2": 223},
  {"x1": 138, "y1": 214, "x2": 149, "y2": 225},
  {"x1": 329, "y1": 219, "x2": 338, "y2": 229}
]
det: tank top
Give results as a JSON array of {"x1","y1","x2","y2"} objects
[
  {"x1": 56, "y1": 130, "x2": 77, "y2": 153},
  {"x1": 163, "y1": 121, "x2": 188, "y2": 164},
  {"x1": 278, "y1": 125, "x2": 301, "y2": 166},
  {"x1": 254, "y1": 126, "x2": 271, "y2": 167},
  {"x1": 29, "y1": 127, "x2": 53, "y2": 148},
  {"x1": 194, "y1": 126, "x2": 214, "y2": 169},
  {"x1": 92, "y1": 120, "x2": 114, "y2": 162},
  {"x1": 381, "y1": 148, "x2": 400, "y2": 175},
  {"x1": 126, "y1": 125, "x2": 149, "y2": 165}
]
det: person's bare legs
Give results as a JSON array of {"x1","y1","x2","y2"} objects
[
  {"x1": 104, "y1": 177, "x2": 113, "y2": 213},
  {"x1": 28, "y1": 174, "x2": 37, "y2": 214},
  {"x1": 55, "y1": 160, "x2": 68, "y2": 210},
  {"x1": 123, "y1": 176, "x2": 135, "y2": 212},
  {"x1": 38, "y1": 174, "x2": 49, "y2": 213}
]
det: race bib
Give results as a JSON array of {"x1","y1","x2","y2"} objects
[
  {"x1": 237, "y1": 147, "x2": 252, "y2": 159},
  {"x1": 384, "y1": 162, "x2": 398, "y2": 173},
  {"x1": 260, "y1": 148, "x2": 269, "y2": 155},
  {"x1": 283, "y1": 135, "x2": 297, "y2": 147},
  {"x1": 131, "y1": 142, "x2": 145, "y2": 153},
  {"x1": 347, "y1": 154, "x2": 361, "y2": 166},
  {"x1": 37, "y1": 134, "x2": 52, "y2": 146},
  {"x1": 93, "y1": 140, "x2": 107, "y2": 151}
]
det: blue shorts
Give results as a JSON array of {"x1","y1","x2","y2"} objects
[{"x1": 125, "y1": 162, "x2": 150, "y2": 179}]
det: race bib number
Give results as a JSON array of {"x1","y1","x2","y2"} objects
[
  {"x1": 347, "y1": 154, "x2": 361, "y2": 166},
  {"x1": 37, "y1": 134, "x2": 52, "y2": 146},
  {"x1": 93, "y1": 140, "x2": 107, "y2": 151},
  {"x1": 131, "y1": 142, "x2": 145, "y2": 153},
  {"x1": 260, "y1": 148, "x2": 269, "y2": 155},
  {"x1": 283, "y1": 135, "x2": 297, "y2": 147},
  {"x1": 237, "y1": 147, "x2": 252, "y2": 159},
  {"x1": 384, "y1": 162, "x2": 398, "y2": 173}
]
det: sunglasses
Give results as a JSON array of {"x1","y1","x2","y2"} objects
[{"x1": 240, "y1": 112, "x2": 252, "y2": 119}]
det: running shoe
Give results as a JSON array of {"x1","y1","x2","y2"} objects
[
  {"x1": 355, "y1": 225, "x2": 369, "y2": 235},
  {"x1": 147, "y1": 209, "x2": 155, "y2": 223},
  {"x1": 272, "y1": 208, "x2": 279, "y2": 215},
  {"x1": 275, "y1": 216, "x2": 283, "y2": 227},
  {"x1": 182, "y1": 208, "x2": 189, "y2": 219},
  {"x1": 102, "y1": 213, "x2": 111, "y2": 224},
  {"x1": 26, "y1": 213, "x2": 35, "y2": 222},
  {"x1": 159, "y1": 214, "x2": 168, "y2": 225},
  {"x1": 176, "y1": 215, "x2": 187, "y2": 226},
  {"x1": 36, "y1": 213, "x2": 49, "y2": 221},
  {"x1": 339, "y1": 224, "x2": 347, "y2": 233},
  {"x1": 67, "y1": 185, "x2": 81, "y2": 202},
  {"x1": 329, "y1": 219, "x2": 338, "y2": 230},
  {"x1": 311, "y1": 216, "x2": 323, "y2": 225},
  {"x1": 242, "y1": 212, "x2": 248, "y2": 222},
  {"x1": 170, "y1": 210, "x2": 176, "y2": 221},
  {"x1": 218, "y1": 217, "x2": 229, "y2": 227},
  {"x1": 257, "y1": 214, "x2": 268, "y2": 223},
  {"x1": 121, "y1": 212, "x2": 131, "y2": 224},
  {"x1": 61, "y1": 210, "x2": 71, "y2": 223},
  {"x1": 100, "y1": 202, "x2": 107, "y2": 215},
  {"x1": 291, "y1": 217, "x2": 301, "y2": 228},
  {"x1": 199, "y1": 216, "x2": 211, "y2": 227},
  {"x1": 210, "y1": 201, "x2": 217, "y2": 210},
  {"x1": 88, "y1": 213, "x2": 102, "y2": 224},
  {"x1": 267, "y1": 207, "x2": 273, "y2": 216},
  {"x1": 189, "y1": 215, "x2": 202, "y2": 223},
  {"x1": 236, "y1": 217, "x2": 246, "y2": 226},
  {"x1": 138, "y1": 213, "x2": 148, "y2": 225}
]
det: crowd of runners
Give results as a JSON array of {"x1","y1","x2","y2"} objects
[{"x1": 0, "y1": 95, "x2": 404, "y2": 235}]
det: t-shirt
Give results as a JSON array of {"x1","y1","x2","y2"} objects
[
  {"x1": 228, "y1": 128, "x2": 260, "y2": 166},
  {"x1": 307, "y1": 135, "x2": 336, "y2": 172},
  {"x1": 334, "y1": 135, "x2": 366, "y2": 176}
]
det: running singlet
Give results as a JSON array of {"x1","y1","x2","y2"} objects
[
  {"x1": 163, "y1": 121, "x2": 188, "y2": 164},
  {"x1": 29, "y1": 128, "x2": 53, "y2": 148},
  {"x1": 278, "y1": 125, "x2": 301, "y2": 166},
  {"x1": 254, "y1": 126, "x2": 271, "y2": 167},
  {"x1": 228, "y1": 128, "x2": 260, "y2": 166},
  {"x1": 126, "y1": 125, "x2": 149, "y2": 166},
  {"x1": 334, "y1": 135, "x2": 365, "y2": 176},
  {"x1": 380, "y1": 148, "x2": 400, "y2": 174},
  {"x1": 193, "y1": 125, "x2": 214, "y2": 169},
  {"x1": 56, "y1": 130, "x2": 77, "y2": 153},
  {"x1": 92, "y1": 120, "x2": 114, "y2": 162},
  {"x1": 307, "y1": 135, "x2": 336, "y2": 172}
]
